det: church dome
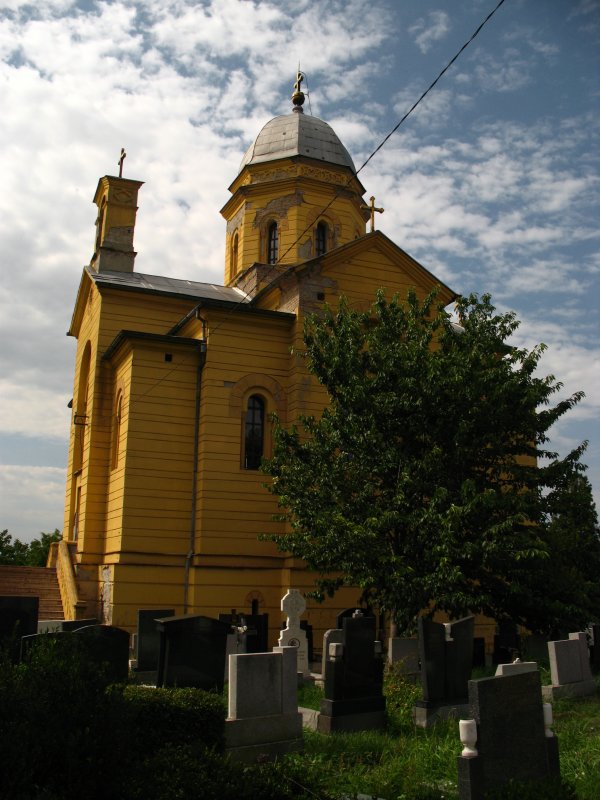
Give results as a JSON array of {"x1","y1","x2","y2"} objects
[{"x1": 239, "y1": 112, "x2": 356, "y2": 174}]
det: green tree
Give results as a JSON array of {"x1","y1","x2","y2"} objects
[
  {"x1": 0, "y1": 528, "x2": 61, "y2": 566},
  {"x1": 263, "y1": 290, "x2": 593, "y2": 633}
]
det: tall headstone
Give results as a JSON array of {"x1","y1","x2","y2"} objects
[
  {"x1": 156, "y1": 614, "x2": 229, "y2": 691},
  {"x1": 278, "y1": 589, "x2": 309, "y2": 676},
  {"x1": 457, "y1": 670, "x2": 560, "y2": 799},
  {"x1": 135, "y1": 609, "x2": 174, "y2": 671},
  {"x1": 320, "y1": 629, "x2": 343, "y2": 681},
  {"x1": 225, "y1": 647, "x2": 303, "y2": 762},
  {"x1": 220, "y1": 611, "x2": 269, "y2": 653},
  {"x1": 492, "y1": 620, "x2": 520, "y2": 665},
  {"x1": 589, "y1": 623, "x2": 600, "y2": 673},
  {"x1": 543, "y1": 631, "x2": 596, "y2": 700},
  {"x1": 318, "y1": 614, "x2": 385, "y2": 733},
  {"x1": 414, "y1": 616, "x2": 474, "y2": 727},
  {"x1": 387, "y1": 637, "x2": 420, "y2": 682},
  {"x1": 74, "y1": 624, "x2": 130, "y2": 683}
]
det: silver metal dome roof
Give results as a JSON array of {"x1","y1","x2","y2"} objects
[{"x1": 239, "y1": 112, "x2": 356, "y2": 173}]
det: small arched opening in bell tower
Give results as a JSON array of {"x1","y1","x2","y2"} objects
[
  {"x1": 315, "y1": 220, "x2": 328, "y2": 256},
  {"x1": 230, "y1": 230, "x2": 239, "y2": 276},
  {"x1": 267, "y1": 221, "x2": 279, "y2": 264}
]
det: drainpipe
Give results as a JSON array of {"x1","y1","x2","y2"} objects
[{"x1": 183, "y1": 315, "x2": 207, "y2": 614}]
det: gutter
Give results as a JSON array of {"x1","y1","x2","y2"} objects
[{"x1": 183, "y1": 313, "x2": 207, "y2": 613}]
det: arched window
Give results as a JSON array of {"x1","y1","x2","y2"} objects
[
  {"x1": 267, "y1": 221, "x2": 279, "y2": 264},
  {"x1": 315, "y1": 221, "x2": 328, "y2": 256},
  {"x1": 244, "y1": 394, "x2": 265, "y2": 469},
  {"x1": 111, "y1": 391, "x2": 123, "y2": 470},
  {"x1": 231, "y1": 231, "x2": 239, "y2": 276}
]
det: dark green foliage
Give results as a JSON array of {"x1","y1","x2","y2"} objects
[
  {"x1": 122, "y1": 684, "x2": 225, "y2": 753},
  {"x1": 263, "y1": 290, "x2": 595, "y2": 634},
  {"x1": 0, "y1": 528, "x2": 61, "y2": 566}
]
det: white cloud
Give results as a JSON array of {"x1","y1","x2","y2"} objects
[
  {"x1": 0, "y1": 465, "x2": 66, "y2": 542},
  {"x1": 408, "y1": 10, "x2": 451, "y2": 54}
]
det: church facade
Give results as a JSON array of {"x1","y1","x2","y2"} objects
[{"x1": 60, "y1": 79, "x2": 456, "y2": 644}]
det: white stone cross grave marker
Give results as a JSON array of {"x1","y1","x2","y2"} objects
[{"x1": 277, "y1": 588, "x2": 309, "y2": 676}]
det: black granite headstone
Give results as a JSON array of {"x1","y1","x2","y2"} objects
[
  {"x1": 418, "y1": 616, "x2": 474, "y2": 704},
  {"x1": 319, "y1": 615, "x2": 385, "y2": 732},
  {"x1": 73, "y1": 624, "x2": 130, "y2": 683},
  {"x1": 156, "y1": 614, "x2": 229, "y2": 691},
  {"x1": 472, "y1": 637, "x2": 486, "y2": 668},
  {"x1": 457, "y1": 670, "x2": 560, "y2": 799},
  {"x1": 0, "y1": 596, "x2": 39, "y2": 660},
  {"x1": 220, "y1": 612, "x2": 269, "y2": 653},
  {"x1": 589, "y1": 623, "x2": 600, "y2": 673},
  {"x1": 136, "y1": 609, "x2": 174, "y2": 671},
  {"x1": 37, "y1": 618, "x2": 98, "y2": 633},
  {"x1": 492, "y1": 620, "x2": 520, "y2": 664},
  {"x1": 335, "y1": 607, "x2": 375, "y2": 629}
]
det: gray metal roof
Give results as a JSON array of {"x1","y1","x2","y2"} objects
[
  {"x1": 88, "y1": 267, "x2": 250, "y2": 304},
  {"x1": 239, "y1": 112, "x2": 356, "y2": 173}
]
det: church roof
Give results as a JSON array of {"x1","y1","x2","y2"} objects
[
  {"x1": 87, "y1": 267, "x2": 250, "y2": 304},
  {"x1": 239, "y1": 112, "x2": 356, "y2": 173}
]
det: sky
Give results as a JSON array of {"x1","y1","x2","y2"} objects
[{"x1": 0, "y1": 0, "x2": 598, "y2": 542}]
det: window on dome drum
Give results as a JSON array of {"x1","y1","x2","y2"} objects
[
  {"x1": 267, "y1": 222, "x2": 279, "y2": 264},
  {"x1": 315, "y1": 221, "x2": 328, "y2": 256},
  {"x1": 244, "y1": 394, "x2": 265, "y2": 469}
]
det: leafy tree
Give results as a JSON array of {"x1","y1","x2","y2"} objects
[
  {"x1": 0, "y1": 528, "x2": 61, "y2": 567},
  {"x1": 263, "y1": 290, "x2": 594, "y2": 633}
]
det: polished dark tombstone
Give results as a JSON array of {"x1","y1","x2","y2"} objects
[
  {"x1": 37, "y1": 618, "x2": 97, "y2": 633},
  {"x1": 73, "y1": 624, "x2": 130, "y2": 683},
  {"x1": 156, "y1": 614, "x2": 229, "y2": 691},
  {"x1": 220, "y1": 612, "x2": 269, "y2": 653},
  {"x1": 457, "y1": 670, "x2": 560, "y2": 799},
  {"x1": 415, "y1": 616, "x2": 474, "y2": 727},
  {"x1": 135, "y1": 609, "x2": 174, "y2": 671},
  {"x1": 589, "y1": 624, "x2": 600, "y2": 673},
  {"x1": 472, "y1": 637, "x2": 486, "y2": 668},
  {"x1": 318, "y1": 615, "x2": 385, "y2": 733},
  {"x1": 0, "y1": 596, "x2": 39, "y2": 660},
  {"x1": 335, "y1": 607, "x2": 375, "y2": 629},
  {"x1": 492, "y1": 620, "x2": 520, "y2": 665}
]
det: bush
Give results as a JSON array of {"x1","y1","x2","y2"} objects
[{"x1": 121, "y1": 684, "x2": 226, "y2": 754}]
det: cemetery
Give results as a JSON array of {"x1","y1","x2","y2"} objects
[{"x1": 1, "y1": 588, "x2": 599, "y2": 799}]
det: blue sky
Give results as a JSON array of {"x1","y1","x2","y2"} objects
[{"x1": 0, "y1": 0, "x2": 598, "y2": 542}]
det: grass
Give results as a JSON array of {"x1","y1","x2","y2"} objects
[{"x1": 284, "y1": 666, "x2": 600, "y2": 800}]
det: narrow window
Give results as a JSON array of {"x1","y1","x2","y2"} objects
[
  {"x1": 267, "y1": 222, "x2": 279, "y2": 264},
  {"x1": 231, "y1": 231, "x2": 239, "y2": 275},
  {"x1": 111, "y1": 392, "x2": 122, "y2": 470},
  {"x1": 244, "y1": 395, "x2": 265, "y2": 469},
  {"x1": 315, "y1": 221, "x2": 328, "y2": 256}
]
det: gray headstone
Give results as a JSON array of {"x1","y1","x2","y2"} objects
[
  {"x1": 387, "y1": 637, "x2": 419, "y2": 672},
  {"x1": 321, "y1": 628, "x2": 343, "y2": 678},
  {"x1": 458, "y1": 670, "x2": 559, "y2": 797},
  {"x1": 543, "y1": 631, "x2": 597, "y2": 700},
  {"x1": 37, "y1": 618, "x2": 98, "y2": 633},
  {"x1": 156, "y1": 614, "x2": 229, "y2": 691},
  {"x1": 495, "y1": 661, "x2": 538, "y2": 677}
]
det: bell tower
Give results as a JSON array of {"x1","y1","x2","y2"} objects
[{"x1": 90, "y1": 155, "x2": 144, "y2": 273}]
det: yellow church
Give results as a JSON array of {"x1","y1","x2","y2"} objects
[{"x1": 56, "y1": 76, "x2": 456, "y2": 645}]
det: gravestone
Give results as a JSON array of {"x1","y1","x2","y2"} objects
[
  {"x1": 336, "y1": 606, "x2": 375, "y2": 629},
  {"x1": 414, "y1": 616, "x2": 474, "y2": 727},
  {"x1": 156, "y1": 614, "x2": 229, "y2": 691},
  {"x1": 225, "y1": 646, "x2": 303, "y2": 762},
  {"x1": 588, "y1": 623, "x2": 600, "y2": 673},
  {"x1": 520, "y1": 633, "x2": 550, "y2": 665},
  {"x1": 318, "y1": 614, "x2": 385, "y2": 733},
  {"x1": 542, "y1": 631, "x2": 596, "y2": 700},
  {"x1": 388, "y1": 637, "x2": 420, "y2": 682},
  {"x1": 278, "y1": 589, "x2": 309, "y2": 676},
  {"x1": 219, "y1": 611, "x2": 269, "y2": 653},
  {"x1": 0, "y1": 596, "x2": 39, "y2": 661},
  {"x1": 492, "y1": 620, "x2": 520, "y2": 664},
  {"x1": 472, "y1": 637, "x2": 486, "y2": 668},
  {"x1": 320, "y1": 628, "x2": 343, "y2": 681},
  {"x1": 37, "y1": 618, "x2": 97, "y2": 633},
  {"x1": 457, "y1": 670, "x2": 560, "y2": 799},
  {"x1": 135, "y1": 609, "x2": 174, "y2": 671},
  {"x1": 21, "y1": 624, "x2": 130, "y2": 682},
  {"x1": 495, "y1": 660, "x2": 538, "y2": 677},
  {"x1": 73, "y1": 624, "x2": 130, "y2": 683}
]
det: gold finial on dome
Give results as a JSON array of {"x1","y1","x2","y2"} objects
[{"x1": 292, "y1": 71, "x2": 305, "y2": 113}]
